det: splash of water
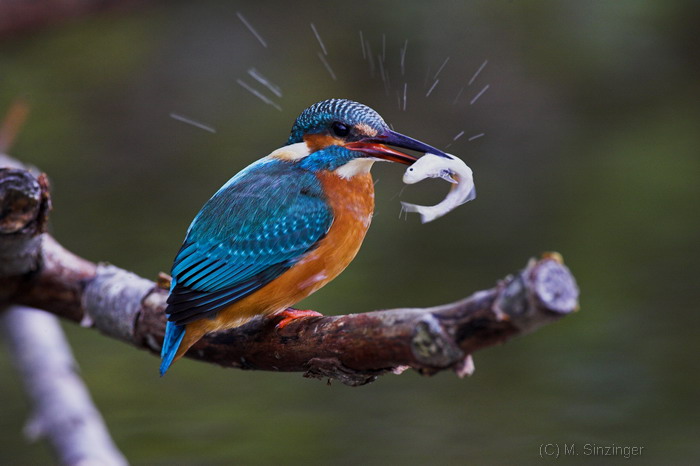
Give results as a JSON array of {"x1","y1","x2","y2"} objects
[
  {"x1": 169, "y1": 113, "x2": 216, "y2": 133},
  {"x1": 453, "y1": 86, "x2": 465, "y2": 105},
  {"x1": 247, "y1": 68, "x2": 282, "y2": 98},
  {"x1": 433, "y1": 57, "x2": 450, "y2": 80},
  {"x1": 236, "y1": 12, "x2": 267, "y2": 48},
  {"x1": 400, "y1": 39, "x2": 408, "y2": 76},
  {"x1": 426, "y1": 79, "x2": 439, "y2": 97},
  {"x1": 359, "y1": 31, "x2": 366, "y2": 59},
  {"x1": 317, "y1": 53, "x2": 337, "y2": 81},
  {"x1": 469, "y1": 59, "x2": 488, "y2": 85},
  {"x1": 365, "y1": 40, "x2": 375, "y2": 77},
  {"x1": 403, "y1": 82, "x2": 408, "y2": 111},
  {"x1": 381, "y1": 33, "x2": 386, "y2": 63},
  {"x1": 236, "y1": 79, "x2": 281, "y2": 111},
  {"x1": 310, "y1": 23, "x2": 328, "y2": 56},
  {"x1": 470, "y1": 84, "x2": 490, "y2": 105}
]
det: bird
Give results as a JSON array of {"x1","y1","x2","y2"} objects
[{"x1": 160, "y1": 98, "x2": 449, "y2": 375}]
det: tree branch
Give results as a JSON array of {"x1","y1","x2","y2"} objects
[
  {"x1": 2, "y1": 133, "x2": 126, "y2": 462},
  {"x1": 1, "y1": 156, "x2": 579, "y2": 386},
  {"x1": 1, "y1": 306, "x2": 128, "y2": 466}
]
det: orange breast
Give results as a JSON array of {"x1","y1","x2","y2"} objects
[{"x1": 186, "y1": 171, "x2": 375, "y2": 340}]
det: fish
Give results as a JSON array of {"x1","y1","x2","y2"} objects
[{"x1": 400, "y1": 152, "x2": 476, "y2": 223}]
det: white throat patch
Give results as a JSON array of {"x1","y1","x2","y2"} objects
[
  {"x1": 335, "y1": 158, "x2": 375, "y2": 179},
  {"x1": 268, "y1": 142, "x2": 310, "y2": 161}
]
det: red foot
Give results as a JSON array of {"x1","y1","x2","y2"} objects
[{"x1": 275, "y1": 308, "x2": 323, "y2": 329}]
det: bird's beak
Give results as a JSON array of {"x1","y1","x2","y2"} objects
[{"x1": 346, "y1": 129, "x2": 450, "y2": 165}]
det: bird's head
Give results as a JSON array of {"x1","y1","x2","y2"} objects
[{"x1": 284, "y1": 99, "x2": 449, "y2": 177}]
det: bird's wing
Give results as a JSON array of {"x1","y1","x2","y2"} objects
[{"x1": 166, "y1": 162, "x2": 332, "y2": 325}]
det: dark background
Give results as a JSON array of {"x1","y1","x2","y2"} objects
[{"x1": 1, "y1": 1, "x2": 698, "y2": 464}]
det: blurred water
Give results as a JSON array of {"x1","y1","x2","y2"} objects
[{"x1": 1, "y1": 1, "x2": 699, "y2": 464}]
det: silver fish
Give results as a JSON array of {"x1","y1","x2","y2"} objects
[{"x1": 401, "y1": 152, "x2": 476, "y2": 223}]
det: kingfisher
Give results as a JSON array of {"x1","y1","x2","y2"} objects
[{"x1": 160, "y1": 98, "x2": 449, "y2": 375}]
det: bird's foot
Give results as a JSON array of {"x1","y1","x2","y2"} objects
[{"x1": 275, "y1": 308, "x2": 323, "y2": 329}]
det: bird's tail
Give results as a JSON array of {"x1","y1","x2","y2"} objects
[{"x1": 160, "y1": 320, "x2": 186, "y2": 376}]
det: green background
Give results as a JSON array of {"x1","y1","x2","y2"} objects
[{"x1": 1, "y1": 1, "x2": 698, "y2": 464}]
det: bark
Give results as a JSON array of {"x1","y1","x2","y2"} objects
[
  {"x1": 1, "y1": 306, "x2": 128, "y2": 466},
  {"x1": 1, "y1": 153, "x2": 127, "y2": 463},
  {"x1": 0, "y1": 155, "x2": 579, "y2": 386}
]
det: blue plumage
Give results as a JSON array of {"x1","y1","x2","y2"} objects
[
  {"x1": 298, "y1": 144, "x2": 359, "y2": 172},
  {"x1": 160, "y1": 98, "x2": 444, "y2": 374},
  {"x1": 168, "y1": 159, "x2": 332, "y2": 319},
  {"x1": 287, "y1": 99, "x2": 387, "y2": 144},
  {"x1": 160, "y1": 157, "x2": 334, "y2": 374},
  {"x1": 160, "y1": 321, "x2": 185, "y2": 376}
]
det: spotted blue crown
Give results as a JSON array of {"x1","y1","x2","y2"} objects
[{"x1": 287, "y1": 99, "x2": 388, "y2": 144}]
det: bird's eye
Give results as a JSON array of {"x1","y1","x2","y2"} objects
[{"x1": 331, "y1": 122, "x2": 350, "y2": 138}]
